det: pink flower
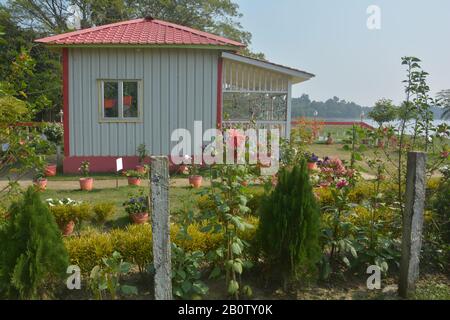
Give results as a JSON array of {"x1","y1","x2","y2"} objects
[
  {"x1": 336, "y1": 179, "x2": 349, "y2": 189},
  {"x1": 441, "y1": 151, "x2": 449, "y2": 159},
  {"x1": 227, "y1": 129, "x2": 246, "y2": 148}
]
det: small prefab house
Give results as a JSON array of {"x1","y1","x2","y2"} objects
[{"x1": 36, "y1": 17, "x2": 314, "y2": 173}]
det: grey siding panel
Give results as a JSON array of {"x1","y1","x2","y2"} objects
[{"x1": 68, "y1": 48, "x2": 219, "y2": 157}]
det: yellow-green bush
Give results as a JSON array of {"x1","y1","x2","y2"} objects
[
  {"x1": 92, "y1": 202, "x2": 116, "y2": 224},
  {"x1": 171, "y1": 223, "x2": 223, "y2": 252},
  {"x1": 110, "y1": 224, "x2": 152, "y2": 272},
  {"x1": 65, "y1": 219, "x2": 258, "y2": 274},
  {"x1": 196, "y1": 195, "x2": 216, "y2": 212},
  {"x1": 64, "y1": 229, "x2": 114, "y2": 272}
]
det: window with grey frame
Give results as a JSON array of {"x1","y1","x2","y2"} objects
[{"x1": 101, "y1": 80, "x2": 141, "y2": 121}]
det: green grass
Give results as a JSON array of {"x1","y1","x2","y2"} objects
[{"x1": 41, "y1": 185, "x2": 204, "y2": 228}]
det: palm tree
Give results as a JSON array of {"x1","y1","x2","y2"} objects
[{"x1": 437, "y1": 89, "x2": 450, "y2": 119}]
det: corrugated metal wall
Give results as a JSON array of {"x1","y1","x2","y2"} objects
[{"x1": 68, "y1": 48, "x2": 219, "y2": 156}]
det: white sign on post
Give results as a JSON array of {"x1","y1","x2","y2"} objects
[{"x1": 116, "y1": 158, "x2": 123, "y2": 172}]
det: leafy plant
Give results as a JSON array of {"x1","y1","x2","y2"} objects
[
  {"x1": 125, "y1": 170, "x2": 145, "y2": 179},
  {"x1": 258, "y1": 159, "x2": 321, "y2": 288},
  {"x1": 93, "y1": 202, "x2": 116, "y2": 225},
  {"x1": 195, "y1": 165, "x2": 254, "y2": 299},
  {"x1": 79, "y1": 161, "x2": 90, "y2": 177},
  {"x1": 43, "y1": 122, "x2": 63, "y2": 145},
  {"x1": 123, "y1": 194, "x2": 149, "y2": 215},
  {"x1": 137, "y1": 143, "x2": 148, "y2": 164},
  {"x1": 170, "y1": 243, "x2": 208, "y2": 299},
  {"x1": 89, "y1": 251, "x2": 137, "y2": 300},
  {"x1": 0, "y1": 188, "x2": 69, "y2": 299},
  {"x1": 46, "y1": 198, "x2": 92, "y2": 229}
]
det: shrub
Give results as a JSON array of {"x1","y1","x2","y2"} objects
[
  {"x1": 258, "y1": 160, "x2": 321, "y2": 287},
  {"x1": 89, "y1": 251, "x2": 138, "y2": 300},
  {"x1": 64, "y1": 229, "x2": 114, "y2": 272},
  {"x1": 0, "y1": 188, "x2": 69, "y2": 299},
  {"x1": 43, "y1": 123, "x2": 63, "y2": 145},
  {"x1": 65, "y1": 220, "x2": 256, "y2": 274},
  {"x1": 243, "y1": 188, "x2": 265, "y2": 215},
  {"x1": 170, "y1": 244, "x2": 208, "y2": 300},
  {"x1": 93, "y1": 202, "x2": 116, "y2": 224},
  {"x1": 110, "y1": 224, "x2": 153, "y2": 272},
  {"x1": 48, "y1": 202, "x2": 92, "y2": 229}
]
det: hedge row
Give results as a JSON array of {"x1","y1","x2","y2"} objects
[{"x1": 64, "y1": 217, "x2": 258, "y2": 273}]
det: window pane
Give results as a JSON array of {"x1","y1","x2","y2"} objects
[
  {"x1": 104, "y1": 82, "x2": 118, "y2": 118},
  {"x1": 123, "y1": 82, "x2": 138, "y2": 118}
]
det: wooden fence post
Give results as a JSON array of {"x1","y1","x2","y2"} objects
[
  {"x1": 399, "y1": 151, "x2": 426, "y2": 298},
  {"x1": 150, "y1": 156, "x2": 172, "y2": 300}
]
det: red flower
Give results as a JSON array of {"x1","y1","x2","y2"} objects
[
  {"x1": 336, "y1": 179, "x2": 349, "y2": 189},
  {"x1": 227, "y1": 129, "x2": 246, "y2": 148}
]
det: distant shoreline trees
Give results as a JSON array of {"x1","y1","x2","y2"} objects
[{"x1": 291, "y1": 94, "x2": 445, "y2": 120}]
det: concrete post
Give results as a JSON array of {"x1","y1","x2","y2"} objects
[
  {"x1": 399, "y1": 152, "x2": 426, "y2": 298},
  {"x1": 151, "y1": 156, "x2": 172, "y2": 300}
]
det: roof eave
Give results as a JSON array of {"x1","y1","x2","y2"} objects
[
  {"x1": 221, "y1": 52, "x2": 315, "y2": 83},
  {"x1": 34, "y1": 42, "x2": 244, "y2": 51}
]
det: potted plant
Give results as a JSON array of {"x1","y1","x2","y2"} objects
[
  {"x1": 186, "y1": 157, "x2": 202, "y2": 188},
  {"x1": 44, "y1": 163, "x2": 57, "y2": 176},
  {"x1": 33, "y1": 170, "x2": 48, "y2": 191},
  {"x1": 306, "y1": 153, "x2": 319, "y2": 171},
  {"x1": 123, "y1": 195, "x2": 149, "y2": 224},
  {"x1": 126, "y1": 170, "x2": 144, "y2": 186},
  {"x1": 79, "y1": 161, "x2": 94, "y2": 191},
  {"x1": 46, "y1": 198, "x2": 91, "y2": 236},
  {"x1": 136, "y1": 144, "x2": 148, "y2": 174}
]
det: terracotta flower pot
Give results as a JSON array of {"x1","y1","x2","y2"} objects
[
  {"x1": 136, "y1": 165, "x2": 146, "y2": 174},
  {"x1": 62, "y1": 221, "x2": 75, "y2": 236},
  {"x1": 44, "y1": 164, "x2": 57, "y2": 177},
  {"x1": 189, "y1": 175, "x2": 203, "y2": 188},
  {"x1": 241, "y1": 180, "x2": 249, "y2": 187},
  {"x1": 128, "y1": 177, "x2": 142, "y2": 186},
  {"x1": 34, "y1": 179, "x2": 48, "y2": 191},
  {"x1": 130, "y1": 212, "x2": 149, "y2": 224},
  {"x1": 79, "y1": 177, "x2": 94, "y2": 191},
  {"x1": 307, "y1": 162, "x2": 317, "y2": 171}
]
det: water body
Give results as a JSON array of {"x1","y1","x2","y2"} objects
[{"x1": 321, "y1": 118, "x2": 450, "y2": 135}]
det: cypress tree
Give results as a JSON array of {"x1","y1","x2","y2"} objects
[
  {"x1": 258, "y1": 159, "x2": 321, "y2": 287},
  {"x1": 0, "y1": 187, "x2": 69, "y2": 299}
]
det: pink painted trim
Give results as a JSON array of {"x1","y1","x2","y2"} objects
[
  {"x1": 62, "y1": 48, "x2": 70, "y2": 156},
  {"x1": 217, "y1": 57, "x2": 223, "y2": 129}
]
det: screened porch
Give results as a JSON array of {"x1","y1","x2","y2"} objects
[{"x1": 220, "y1": 52, "x2": 314, "y2": 139}]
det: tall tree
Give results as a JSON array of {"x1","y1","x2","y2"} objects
[{"x1": 368, "y1": 98, "x2": 398, "y2": 127}]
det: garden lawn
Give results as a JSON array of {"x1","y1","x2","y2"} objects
[{"x1": 41, "y1": 185, "x2": 204, "y2": 228}]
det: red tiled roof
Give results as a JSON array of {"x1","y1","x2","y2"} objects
[{"x1": 35, "y1": 17, "x2": 245, "y2": 48}]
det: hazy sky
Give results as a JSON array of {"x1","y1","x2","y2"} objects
[{"x1": 236, "y1": 0, "x2": 450, "y2": 107}]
